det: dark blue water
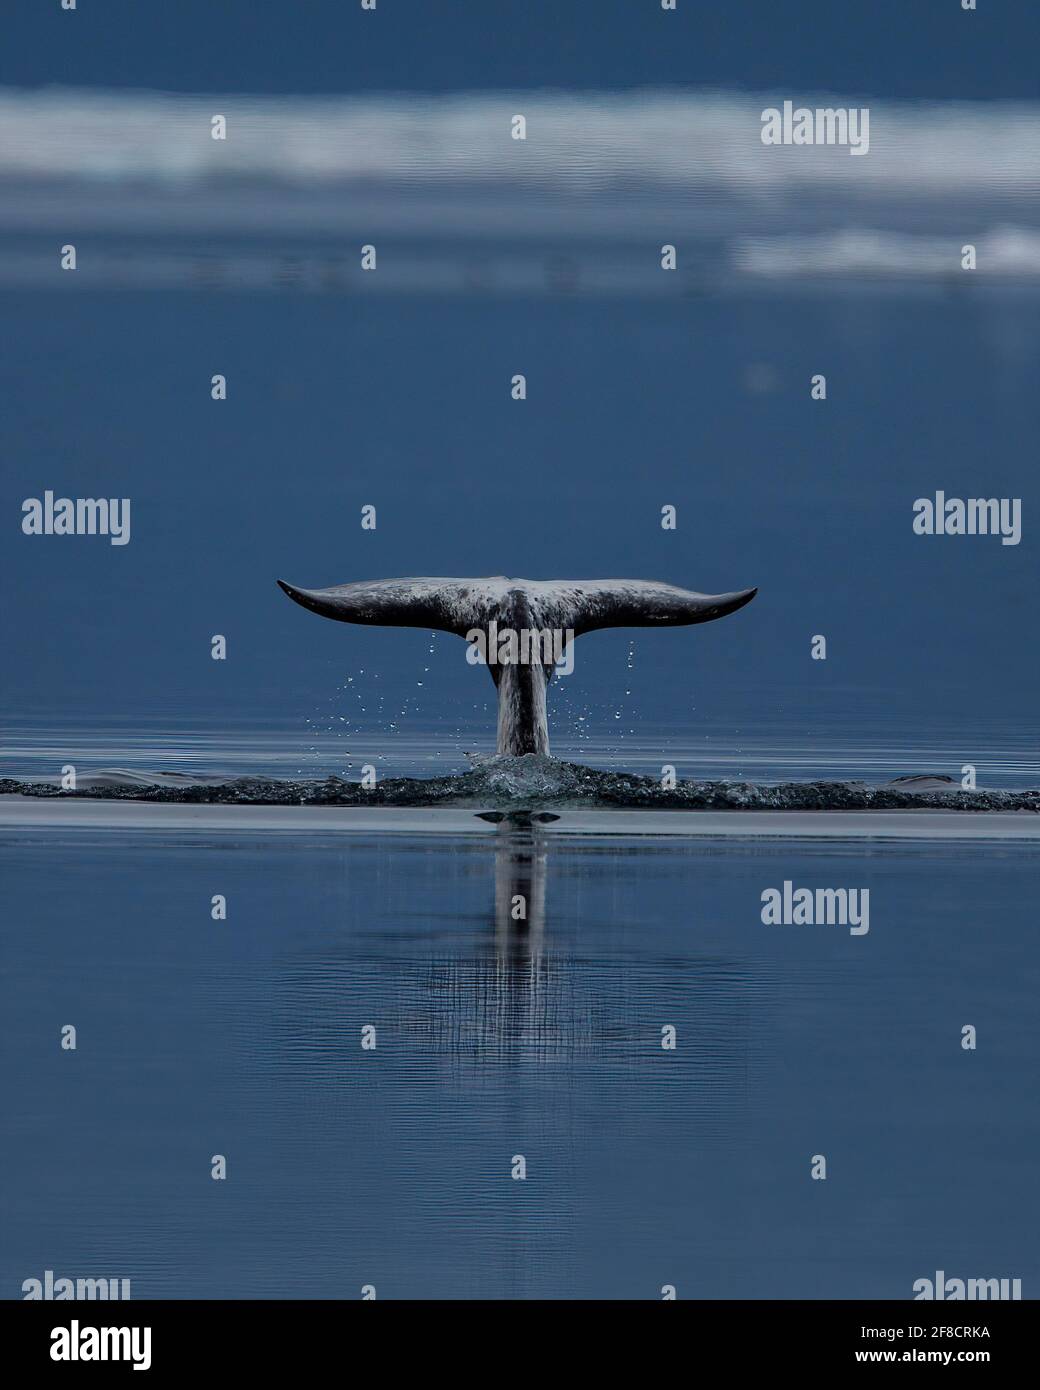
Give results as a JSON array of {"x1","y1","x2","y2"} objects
[
  {"x1": 3, "y1": 826, "x2": 1036, "y2": 1299},
  {"x1": 10, "y1": 0, "x2": 1039, "y2": 101},
  {"x1": 4, "y1": 0, "x2": 1038, "y2": 1307},
  {"x1": 4, "y1": 289, "x2": 1037, "y2": 786}
]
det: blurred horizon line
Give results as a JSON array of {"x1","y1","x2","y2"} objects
[{"x1": 2, "y1": 85, "x2": 1038, "y2": 290}]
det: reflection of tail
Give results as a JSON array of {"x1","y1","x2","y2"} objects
[
  {"x1": 278, "y1": 575, "x2": 757, "y2": 755},
  {"x1": 481, "y1": 812, "x2": 556, "y2": 954}
]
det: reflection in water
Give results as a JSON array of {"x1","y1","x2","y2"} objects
[
  {"x1": 8, "y1": 830, "x2": 1034, "y2": 1298},
  {"x1": 488, "y1": 812, "x2": 553, "y2": 956},
  {"x1": 263, "y1": 822, "x2": 765, "y2": 1117},
  {"x1": 253, "y1": 821, "x2": 768, "y2": 1297}
]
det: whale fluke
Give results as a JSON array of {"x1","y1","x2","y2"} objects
[
  {"x1": 278, "y1": 575, "x2": 756, "y2": 756},
  {"x1": 277, "y1": 577, "x2": 512, "y2": 636}
]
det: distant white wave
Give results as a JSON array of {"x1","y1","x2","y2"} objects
[
  {"x1": 736, "y1": 226, "x2": 1040, "y2": 277},
  {"x1": 1, "y1": 86, "x2": 1038, "y2": 195},
  {"x1": 2, "y1": 87, "x2": 1038, "y2": 289}
]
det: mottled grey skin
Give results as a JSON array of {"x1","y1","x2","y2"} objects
[{"x1": 277, "y1": 576, "x2": 757, "y2": 756}]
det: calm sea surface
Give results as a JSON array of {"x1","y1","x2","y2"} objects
[
  {"x1": 4, "y1": 66, "x2": 1038, "y2": 1301},
  {"x1": 3, "y1": 824, "x2": 1037, "y2": 1299}
]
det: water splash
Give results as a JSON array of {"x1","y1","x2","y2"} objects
[{"x1": 3, "y1": 760, "x2": 1037, "y2": 813}]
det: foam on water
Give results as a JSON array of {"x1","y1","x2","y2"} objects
[{"x1": 3, "y1": 757, "x2": 1038, "y2": 813}]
